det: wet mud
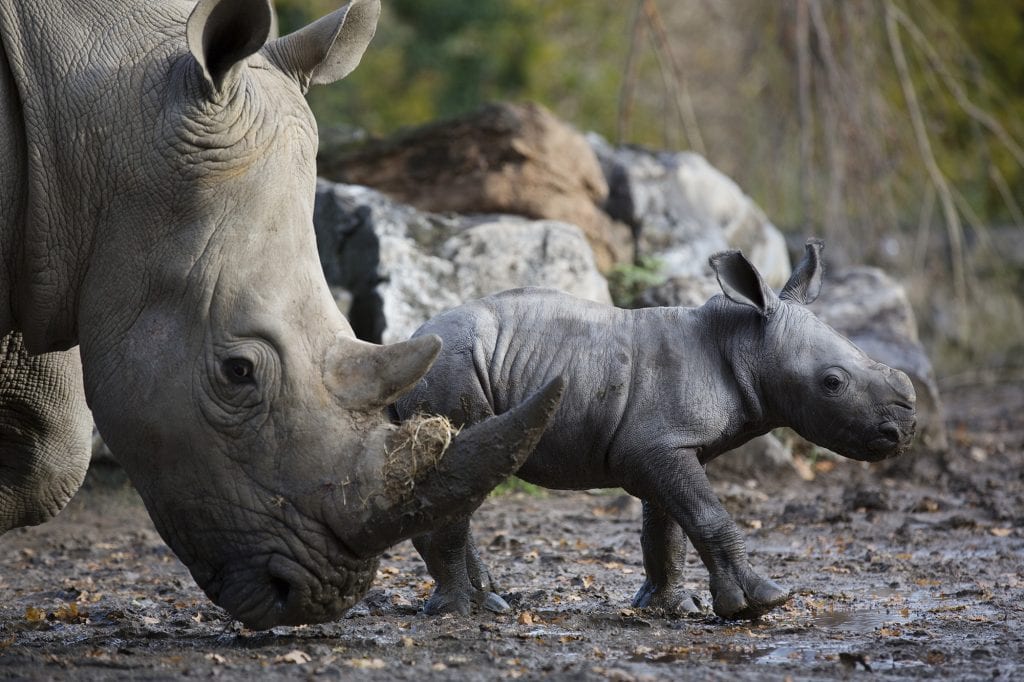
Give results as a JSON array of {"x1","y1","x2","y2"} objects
[{"x1": 1, "y1": 380, "x2": 1022, "y2": 680}]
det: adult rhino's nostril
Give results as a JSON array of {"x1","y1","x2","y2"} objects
[{"x1": 268, "y1": 576, "x2": 292, "y2": 608}]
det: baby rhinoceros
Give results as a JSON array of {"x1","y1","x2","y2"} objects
[{"x1": 395, "y1": 240, "x2": 917, "y2": 620}]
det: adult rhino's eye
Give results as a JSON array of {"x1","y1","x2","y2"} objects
[{"x1": 224, "y1": 357, "x2": 255, "y2": 385}]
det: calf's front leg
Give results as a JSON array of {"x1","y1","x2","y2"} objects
[
  {"x1": 630, "y1": 447, "x2": 789, "y2": 619},
  {"x1": 631, "y1": 499, "x2": 704, "y2": 615},
  {"x1": 413, "y1": 516, "x2": 509, "y2": 615}
]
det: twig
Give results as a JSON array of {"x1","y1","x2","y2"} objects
[
  {"x1": 616, "y1": 0, "x2": 646, "y2": 145},
  {"x1": 884, "y1": 0, "x2": 968, "y2": 312},
  {"x1": 641, "y1": 0, "x2": 707, "y2": 155},
  {"x1": 808, "y1": 0, "x2": 848, "y2": 242},
  {"x1": 890, "y1": 4, "x2": 1024, "y2": 171},
  {"x1": 989, "y1": 164, "x2": 1024, "y2": 229},
  {"x1": 796, "y1": 0, "x2": 814, "y2": 233},
  {"x1": 913, "y1": 182, "x2": 935, "y2": 273}
]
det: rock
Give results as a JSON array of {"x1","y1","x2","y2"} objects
[
  {"x1": 809, "y1": 267, "x2": 946, "y2": 450},
  {"x1": 634, "y1": 275, "x2": 720, "y2": 309},
  {"x1": 589, "y1": 134, "x2": 790, "y2": 288},
  {"x1": 314, "y1": 180, "x2": 610, "y2": 345},
  {"x1": 319, "y1": 102, "x2": 633, "y2": 271},
  {"x1": 708, "y1": 433, "x2": 798, "y2": 483}
]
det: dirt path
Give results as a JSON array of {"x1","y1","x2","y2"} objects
[{"x1": 1, "y1": 382, "x2": 1022, "y2": 680}]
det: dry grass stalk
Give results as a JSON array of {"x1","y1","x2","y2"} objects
[{"x1": 382, "y1": 415, "x2": 460, "y2": 501}]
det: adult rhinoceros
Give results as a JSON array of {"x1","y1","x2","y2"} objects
[{"x1": 0, "y1": 0, "x2": 563, "y2": 629}]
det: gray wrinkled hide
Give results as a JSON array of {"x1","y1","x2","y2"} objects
[
  {"x1": 0, "y1": 0, "x2": 564, "y2": 630},
  {"x1": 589, "y1": 134, "x2": 791, "y2": 288},
  {"x1": 397, "y1": 243, "x2": 917, "y2": 620},
  {"x1": 0, "y1": 333, "x2": 91, "y2": 532},
  {"x1": 314, "y1": 180, "x2": 610, "y2": 344}
]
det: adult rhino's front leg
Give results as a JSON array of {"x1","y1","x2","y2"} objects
[
  {"x1": 632, "y1": 499, "x2": 705, "y2": 616},
  {"x1": 0, "y1": 332, "x2": 92, "y2": 534},
  {"x1": 632, "y1": 448, "x2": 789, "y2": 619}
]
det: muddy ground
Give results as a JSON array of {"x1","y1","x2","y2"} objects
[{"x1": 1, "y1": 380, "x2": 1022, "y2": 681}]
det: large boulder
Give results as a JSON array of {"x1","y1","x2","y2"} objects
[
  {"x1": 589, "y1": 135, "x2": 791, "y2": 288},
  {"x1": 319, "y1": 102, "x2": 633, "y2": 271},
  {"x1": 314, "y1": 180, "x2": 610, "y2": 345}
]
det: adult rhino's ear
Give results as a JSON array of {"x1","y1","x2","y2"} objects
[
  {"x1": 709, "y1": 250, "x2": 779, "y2": 318},
  {"x1": 780, "y1": 239, "x2": 824, "y2": 305},
  {"x1": 264, "y1": 0, "x2": 381, "y2": 92},
  {"x1": 187, "y1": 0, "x2": 274, "y2": 94}
]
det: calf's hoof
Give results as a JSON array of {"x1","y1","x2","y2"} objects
[
  {"x1": 710, "y1": 573, "x2": 790, "y2": 620},
  {"x1": 632, "y1": 581, "x2": 705, "y2": 616},
  {"x1": 422, "y1": 588, "x2": 509, "y2": 616},
  {"x1": 422, "y1": 589, "x2": 472, "y2": 616},
  {"x1": 477, "y1": 591, "x2": 510, "y2": 613}
]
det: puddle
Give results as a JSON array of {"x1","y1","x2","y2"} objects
[{"x1": 808, "y1": 606, "x2": 911, "y2": 632}]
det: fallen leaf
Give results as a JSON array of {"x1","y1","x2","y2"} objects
[
  {"x1": 274, "y1": 650, "x2": 311, "y2": 665},
  {"x1": 53, "y1": 602, "x2": 86, "y2": 623},
  {"x1": 346, "y1": 658, "x2": 386, "y2": 669},
  {"x1": 990, "y1": 528, "x2": 1012, "y2": 537},
  {"x1": 24, "y1": 607, "x2": 45, "y2": 623},
  {"x1": 517, "y1": 611, "x2": 534, "y2": 625},
  {"x1": 205, "y1": 653, "x2": 227, "y2": 665},
  {"x1": 813, "y1": 459, "x2": 836, "y2": 474}
]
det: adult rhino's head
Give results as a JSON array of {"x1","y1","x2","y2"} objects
[
  {"x1": 709, "y1": 241, "x2": 917, "y2": 461},
  {"x1": 66, "y1": 0, "x2": 564, "y2": 629}
]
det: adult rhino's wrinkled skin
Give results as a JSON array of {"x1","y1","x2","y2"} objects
[
  {"x1": 398, "y1": 241, "x2": 917, "y2": 620},
  {"x1": 0, "y1": 0, "x2": 564, "y2": 629}
]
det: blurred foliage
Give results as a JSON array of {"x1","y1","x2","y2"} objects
[
  {"x1": 278, "y1": 0, "x2": 1022, "y2": 235},
  {"x1": 606, "y1": 256, "x2": 665, "y2": 308},
  {"x1": 490, "y1": 477, "x2": 546, "y2": 498},
  {"x1": 278, "y1": 0, "x2": 1024, "y2": 371}
]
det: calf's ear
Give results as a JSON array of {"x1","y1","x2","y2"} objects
[
  {"x1": 264, "y1": 0, "x2": 381, "y2": 91},
  {"x1": 780, "y1": 239, "x2": 824, "y2": 305},
  {"x1": 709, "y1": 250, "x2": 779, "y2": 318},
  {"x1": 187, "y1": 0, "x2": 274, "y2": 94}
]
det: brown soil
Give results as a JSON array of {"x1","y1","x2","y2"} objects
[{"x1": 1, "y1": 381, "x2": 1021, "y2": 681}]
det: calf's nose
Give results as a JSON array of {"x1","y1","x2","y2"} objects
[{"x1": 885, "y1": 367, "x2": 916, "y2": 407}]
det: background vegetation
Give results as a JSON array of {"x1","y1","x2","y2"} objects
[{"x1": 278, "y1": 0, "x2": 1024, "y2": 374}]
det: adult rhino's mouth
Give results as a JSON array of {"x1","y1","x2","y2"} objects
[{"x1": 209, "y1": 551, "x2": 377, "y2": 630}]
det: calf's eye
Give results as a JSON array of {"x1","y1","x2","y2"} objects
[{"x1": 823, "y1": 373, "x2": 844, "y2": 392}]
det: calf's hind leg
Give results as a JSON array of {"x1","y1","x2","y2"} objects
[
  {"x1": 413, "y1": 516, "x2": 509, "y2": 615},
  {"x1": 631, "y1": 499, "x2": 704, "y2": 615},
  {"x1": 631, "y1": 448, "x2": 790, "y2": 619}
]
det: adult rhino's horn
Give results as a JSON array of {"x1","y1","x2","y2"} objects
[
  {"x1": 325, "y1": 334, "x2": 442, "y2": 410},
  {"x1": 348, "y1": 377, "x2": 565, "y2": 554}
]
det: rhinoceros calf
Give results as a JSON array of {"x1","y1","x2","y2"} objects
[
  {"x1": 397, "y1": 241, "x2": 917, "y2": 619},
  {"x1": 0, "y1": 0, "x2": 566, "y2": 629}
]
